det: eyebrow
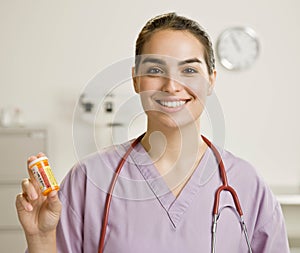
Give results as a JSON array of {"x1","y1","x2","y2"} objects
[
  {"x1": 141, "y1": 57, "x2": 166, "y2": 65},
  {"x1": 141, "y1": 57, "x2": 202, "y2": 66},
  {"x1": 178, "y1": 57, "x2": 202, "y2": 65}
]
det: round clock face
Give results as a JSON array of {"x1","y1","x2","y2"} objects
[{"x1": 216, "y1": 27, "x2": 260, "y2": 70}]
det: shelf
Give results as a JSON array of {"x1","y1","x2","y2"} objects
[
  {"x1": 271, "y1": 185, "x2": 300, "y2": 205},
  {"x1": 276, "y1": 195, "x2": 300, "y2": 205}
]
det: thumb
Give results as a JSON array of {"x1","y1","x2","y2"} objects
[{"x1": 47, "y1": 191, "x2": 62, "y2": 214}]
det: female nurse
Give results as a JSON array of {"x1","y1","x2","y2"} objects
[{"x1": 16, "y1": 13, "x2": 290, "y2": 252}]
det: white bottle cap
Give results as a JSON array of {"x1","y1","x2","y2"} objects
[{"x1": 28, "y1": 156, "x2": 48, "y2": 168}]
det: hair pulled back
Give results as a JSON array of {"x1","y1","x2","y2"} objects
[{"x1": 135, "y1": 12, "x2": 215, "y2": 75}]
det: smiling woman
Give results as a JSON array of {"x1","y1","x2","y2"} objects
[
  {"x1": 133, "y1": 29, "x2": 215, "y2": 156},
  {"x1": 16, "y1": 12, "x2": 289, "y2": 253}
]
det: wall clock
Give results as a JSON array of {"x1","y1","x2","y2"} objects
[{"x1": 216, "y1": 27, "x2": 260, "y2": 71}]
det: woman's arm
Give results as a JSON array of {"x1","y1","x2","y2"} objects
[
  {"x1": 15, "y1": 153, "x2": 62, "y2": 253},
  {"x1": 25, "y1": 227, "x2": 57, "y2": 253}
]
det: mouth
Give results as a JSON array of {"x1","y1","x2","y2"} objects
[{"x1": 155, "y1": 99, "x2": 191, "y2": 108}]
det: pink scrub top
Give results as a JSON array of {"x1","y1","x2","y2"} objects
[{"x1": 28, "y1": 139, "x2": 290, "y2": 252}]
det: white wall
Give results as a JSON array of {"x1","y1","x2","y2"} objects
[{"x1": 0, "y1": 0, "x2": 299, "y2": 188}]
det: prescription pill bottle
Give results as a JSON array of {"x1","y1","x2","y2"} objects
[{"x1": 28, "y1": 156, "x2": 59, "y2": 196}]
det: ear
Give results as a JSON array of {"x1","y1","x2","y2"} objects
[
  {"x1": 207, "y1": 70, "x2": 217, "y2": 96},
  {"x1": 132, "y1": 67, "x2": 140, "y2": 93}
]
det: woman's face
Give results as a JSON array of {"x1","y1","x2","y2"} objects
[{"x1": 133, "y1": 29, "x2": 216, "y2": 130}]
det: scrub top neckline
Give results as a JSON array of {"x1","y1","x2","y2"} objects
[{"x1": 129, "y1": 141, "x2": 216, "y2": 228}]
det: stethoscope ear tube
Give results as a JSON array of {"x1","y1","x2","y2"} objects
[
  {"x1": 202, "y1": 135, "x2": 243, "y2": 217},
  {"x1": 204, "y1": 135, "x2": 252, "y2": 252},
  {"x1": 98, "y1": 134, "x2": 145, "y2": 253},
  {"x1": 211, "y1": 212, "x2": 253, "y2": 253},
  {"x1": 240, "y1": 216, "x2": 253, "y2": 253},
  {"x1": 201, "y1": 135, "x2": 228, "y2": 187},
  {"x1": 211, "y1": 214, "x2": 218, "y2": 253},
  {"x1": 213, "y1": 185, "x2": 243, "y2": 216}
]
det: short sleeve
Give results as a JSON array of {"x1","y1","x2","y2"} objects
[
  {"x1": 251, "y1": 201, "x2": 290, "y2": 252},
  {"x1": 56, "y1": 163, "x2": 87, "y2": 253}
]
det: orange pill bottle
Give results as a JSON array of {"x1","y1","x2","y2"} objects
[{"x1": 28, "y1": 156, "x2": 60, "y2": 196}]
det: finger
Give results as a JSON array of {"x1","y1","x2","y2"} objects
[
  {"x1": 37, "y1": 152, "x2": 46, "y2": 158},
  {"x1": 15, "y1": 193, "x2": 33, "y2": 212},
  {"x1": 26, "y1": 156, "x2": 42, "y2": 193},
  {"x1": 27, "y1": 155, "x2": 37, "y2": 166},
  {"x1": 27, "y1": 153, "x2": 47, "y2": 166},
  {"x1": 47, "y1": 191, "x2": 62, "y2": 214},
  {"x1": 27, "y1": 155, "x2": 37, "y2": 182},
  {"x1": 21, "y1": 178, "x2": 38, "y2": 200}
]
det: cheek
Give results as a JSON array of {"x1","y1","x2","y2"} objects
[
  {"x1": 137, "y1": 77, "x2": 162, "y2": 92},
  {"x1": 138, "y1": 90, "x2": 157, "y2": 113},
  {"x1": 182, "y1": 77, "x2": 210, "y2": 101}
]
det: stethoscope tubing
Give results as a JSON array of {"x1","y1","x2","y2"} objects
[
  {"x1": 98, "y1": 134, "x2": 144, "y2": 253},
  {"x1": 201, "y1": 135, "x2": 243, "y2": 216},
  {"x1": 98, "y1": 134, "x2": 252, "y2": 253}
]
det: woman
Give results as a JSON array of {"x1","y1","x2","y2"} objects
[{"x1": 16, "y1": 13, "x2": 289, "y2": 252}]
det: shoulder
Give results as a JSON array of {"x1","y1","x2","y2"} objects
[
  {"x1": 216, "y1": 147, "x2": 266, "y2": 192},
  {"x1": 81, "y1": 141, "x2": 131, "y2": 168},
  {"x1": 219, "y1": 147, "x2": 284, "y2": 234},
  {"x1": 220, "y1": 148, "x2": 272, "y2": 199},
  {"x1": 59, "y1": 140, "x2": 133, "y2": 195},
  {"x1": 57, "y1": 140, "x2": 134, "y2": 214},
  {"x1": 220, "y1": 148, "x2": 258, "y2": 177},
  {"x1": 69, "y1": 140, "x2": 132, "y2": 177},
  {"x1": 55, "y1": 143, "x2": 134, "y2": 253}
]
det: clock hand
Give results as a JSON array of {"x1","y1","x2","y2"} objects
[{"x1": 230, "y1": 34, "x2": 241, "y2": 52}]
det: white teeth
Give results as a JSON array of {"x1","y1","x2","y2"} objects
[{"x1": 159, "y1": 100, "x2": 186, "y2": 108}]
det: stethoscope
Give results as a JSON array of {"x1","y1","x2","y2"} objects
[{"x1": 98, "y1": 134, "x2": 253, "y2": 253}]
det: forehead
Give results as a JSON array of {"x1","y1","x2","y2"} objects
[{"x1": 141, "y1": 29, "x2": 205, "y2": 60}]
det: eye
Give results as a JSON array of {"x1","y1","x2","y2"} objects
[
  {"x1": 183, "y1": 67, "x2": 198, "y2": 74},
  {"x1": 147, "y1": 67, "x2": 164, "y2": 75}
]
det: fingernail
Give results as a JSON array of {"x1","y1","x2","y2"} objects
[
  {"x1": 37, "y1": 152, "x2": 45, "y2": 157},
  {"x1": 30, "y1": 192, "x2": 38, "y2": 200},
  {"x1": 27, "y1": 156, "x2": 36, "y2": 163}
]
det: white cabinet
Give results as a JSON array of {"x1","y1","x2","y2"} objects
[
  {"x1": 273, "y1": 186, "x2": 300, "y2": 251},
  {"x1": 281, "y1": 203, "x2": 300, "y2": 250},
  {"x1": 0, "y1": 127, "x2": 47, "y2": 253}
]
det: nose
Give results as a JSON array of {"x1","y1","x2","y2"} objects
[{"x1": 162, "y1": 76, "x2": 183, "y2": 93}]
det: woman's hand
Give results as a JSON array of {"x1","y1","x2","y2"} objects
[{"x1": 15, "y1": 153, "x2": 62, "y2": 250}]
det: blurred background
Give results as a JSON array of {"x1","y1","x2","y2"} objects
[{"x1": 0, "y1": 0, "x2": 299, "y2": 252}]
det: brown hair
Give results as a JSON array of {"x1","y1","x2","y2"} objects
[{"x1": 135, "y1": 12, "x2": 215, "y2": 75}]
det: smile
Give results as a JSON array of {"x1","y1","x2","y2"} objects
[{"x1": 156, "y1": 99, "x2": 190, "y2": 108}]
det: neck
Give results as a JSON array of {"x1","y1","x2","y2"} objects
[
  {"x1": 141, "y1": 120, "x2": 203, "y2": 163},
  {"x1": 141, "y1": 120, "x2": 207, "y2": 197}
]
